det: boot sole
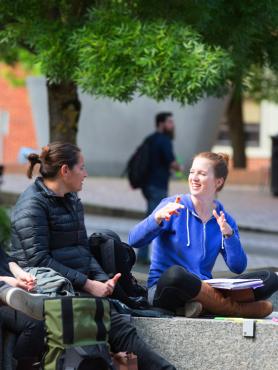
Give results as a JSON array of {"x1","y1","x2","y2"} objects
[
  {"x1": 176, "y1": 301, "x2": 203, "y2": 318},
  {"x1": 5, "y1": 288, "x2": 44, "y2": 320}
]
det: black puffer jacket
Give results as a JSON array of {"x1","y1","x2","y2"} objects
[{"x1": 11, "y1": 177, "x2": 108, "y2": 289}]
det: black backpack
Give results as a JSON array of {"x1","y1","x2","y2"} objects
[
  {"x1": 126, "y1": 135, "x2": 153, "y2": 189},
  {"x1": 89, "y1": 229, "x2": 149, "y2": 309},
  {"x1": 57, "y1": 346, "x2": 114, "y2": 370}
]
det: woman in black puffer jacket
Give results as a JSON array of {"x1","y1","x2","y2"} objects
[
  {"x1": 11, "y1": 142, "x2": 176, "y2": 370},
  {"x1": 11, "y1": 152, "x2": 109, "y2": 292}
]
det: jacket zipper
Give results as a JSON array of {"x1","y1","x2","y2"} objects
[
  {"x1": 192, "y1": 211, "x2": 213, "y2": 259},
  {"x1": 203, "y1": 223, "x2": 206, "y2": 258}
]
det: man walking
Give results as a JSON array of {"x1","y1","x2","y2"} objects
[{"x1": 137, "y1": 112, "x2": 182, "y2": 264}]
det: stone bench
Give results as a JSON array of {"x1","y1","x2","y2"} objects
[
  {"x1": 132, "y1": 313, "x2": 278, "y2": 370},
  {"x1": 131, "y1": 289, "x2": 278, "y2": 370}
]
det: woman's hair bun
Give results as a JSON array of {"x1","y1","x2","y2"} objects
[
  {"x1": 27, "y1": 153, "x2": 41, "y2": 164},
  {"x1": 40, "y1": 145, "x2": 50, "y2": 160},
  {"x1": 217, "y1": 152, "x2": 230, "y2": 166},
  {"x1": 27, "y1": 153, "x2": 41, "y2": 179}
]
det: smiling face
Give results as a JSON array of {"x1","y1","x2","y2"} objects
[
  {"x1": 62, "y1": 153, "x2": 88, "y2": 193},
  {"x1": 188, "y1": 157, "x2": 224, "y2": 199}
]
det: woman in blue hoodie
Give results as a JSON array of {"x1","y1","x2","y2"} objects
[{"x1": 129, "y1": 152, "x2": 278, "y2": 318}]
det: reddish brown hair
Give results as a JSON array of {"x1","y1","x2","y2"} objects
[
  {"x1": 27, "y1": 142, "x2": 81, "y2": 179},
  {"x1": 194, "y1": 152, "x2": 229, "y2": 191}
]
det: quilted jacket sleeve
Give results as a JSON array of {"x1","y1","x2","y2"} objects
[
  {"x1": 11, "y1": 197, "x2": 88, "y2": 289},
  {"x1": 88, "y1": 257, "x2": 109, "y2": 282}
]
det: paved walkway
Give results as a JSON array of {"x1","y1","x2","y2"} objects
[
  {"x1": 1, "y1": 173, "x2": 278, "y2": 232},
  {"x1": 2, "y1": 174, "x2": 278, "y2": 271},
  {"x1": 84, "y1": 214, "x2": 278, "y2": 273}
]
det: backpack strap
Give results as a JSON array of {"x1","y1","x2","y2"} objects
[
  {"x1": 61, "y1": 297, "x2": 74, "y2": 345},
  {"x1": 95, "y1": 298, "x2": 107, "y2": 341}
]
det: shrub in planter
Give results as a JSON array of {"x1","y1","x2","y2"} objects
[{"x1": 0, "y1": 207, "x2": 11, "y2": 249}]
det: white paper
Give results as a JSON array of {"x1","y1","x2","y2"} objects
[{"x1": 205, "y1": 278, "x2": 264, "y2": 290}]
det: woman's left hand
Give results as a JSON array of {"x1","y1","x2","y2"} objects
[{"x1": 213, "y1": 209, "x2": 233, "y2": 236}]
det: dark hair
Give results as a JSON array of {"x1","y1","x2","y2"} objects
[
  {"x1": 155, "y1": 112, "x2": 173, "y2": 128},
  {"x1": 194, "y1": 152, "x2": 230, "y2": 191},
  {"x1": 27, "y1": 142, "x2": 81, "y2": 179}
]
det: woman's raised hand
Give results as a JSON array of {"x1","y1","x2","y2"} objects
[
  {"x1": 212, "y1": 209, "x2": 233, "y2": 236},
  {"x1": 154, "y1": 196, "x2": 184, "y2": 225}
]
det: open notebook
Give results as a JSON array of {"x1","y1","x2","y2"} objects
[{"x1": 206, "y1": 278, "x2": 264, "y2": 290}]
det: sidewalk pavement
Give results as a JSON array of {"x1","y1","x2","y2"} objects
[{"x1": 1, "y1": 174, "x2": 278, "y2": 233}]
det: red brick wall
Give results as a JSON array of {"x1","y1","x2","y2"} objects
[{"x1": 0, "y1": 74, "x2": 38, "y2": 167}]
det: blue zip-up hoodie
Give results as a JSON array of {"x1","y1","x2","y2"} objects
[{"x1": 129, "y1": 193, "x2": 247, "y2": 288}]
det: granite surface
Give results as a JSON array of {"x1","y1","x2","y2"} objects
[{"x1": 132, "y1": 316, "x2": 278, "y2": 370}]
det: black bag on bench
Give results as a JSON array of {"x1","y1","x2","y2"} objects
[{"x1": 89, "y1": 230, "x2": 149, "y2": 309}]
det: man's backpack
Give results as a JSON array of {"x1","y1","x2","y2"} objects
[
  {"x1": 43, "y1": 296, "x2": 114, "y2": 370},
  {"x1": 125, "y1": 135, "x2": 152, "y2": 189},
  {"x1": 89, "y1": 230, "x2": 148, "y2": 309}
]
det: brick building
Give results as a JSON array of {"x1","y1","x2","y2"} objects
[{"x1": 0, "y1": 68, "x2": 38, "y2": 172}]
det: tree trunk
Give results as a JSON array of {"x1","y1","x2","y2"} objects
[
  {"x1": 47, "y1": 81, "x2": 81, "y2": 144},
  {"x1": 226, "y1": 89, "x2": 246, "y2": 168}
]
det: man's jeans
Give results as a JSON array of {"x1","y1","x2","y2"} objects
[{"x1": 138, "y1": 185, "x2": 167, "y2": 261}]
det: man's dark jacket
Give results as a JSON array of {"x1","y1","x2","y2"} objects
[{"x1": 10, "y1": 177, "x2": 108, "y2": 289}]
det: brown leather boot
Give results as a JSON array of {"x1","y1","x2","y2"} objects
[
  {"x1": 194, "y1": 282, "x2": 273, "y2": 318},
  {"x1": 223, "y1": 288, "x2": 255, "y2": 303}
]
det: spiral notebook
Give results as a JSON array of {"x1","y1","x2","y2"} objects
[{"x1": 206, "y1": 278, "x2": 264, "y2": 290}]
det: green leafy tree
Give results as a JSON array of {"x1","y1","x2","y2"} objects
[
  {"x1": 0, "y1": 0, "x2": 232, "y2": 144},
  {"x1": 136, "y1": 0, "x2": 278, "y2": 167}
]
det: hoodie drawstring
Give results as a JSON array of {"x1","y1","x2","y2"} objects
[
  {"x1": 186, "y1": 208, "x2": 190, "y2": 247},
  {"x1": 221, "y1": 234, "x2": 225, "y2": 250}
]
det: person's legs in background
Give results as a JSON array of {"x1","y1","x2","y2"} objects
[
  {"x1": 137, "y1": 185, "x2": 167, "y2": 264},
  {"x1": 0, "y1": 306, "x2": 45, "y2": 369},
  {"x1": 109, "y1": 308, "x2": 176, "y2": 370}
]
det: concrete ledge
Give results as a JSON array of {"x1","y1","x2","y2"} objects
[
  {"x1": 132, "y1": 315, "x2": 278, "y2": 370},
  {"x1": 0, "y1": 191, "x2": 144, "y2": 219}
]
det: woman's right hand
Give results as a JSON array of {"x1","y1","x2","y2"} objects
[
  {"x1": 154, "y1": 197, "x2": 184, "y2": 225},
  {"x1": 83, "y1": 273, "x2": 121, "y2": 297}
]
